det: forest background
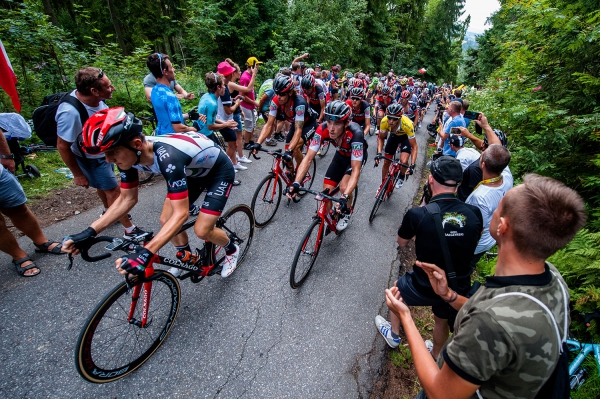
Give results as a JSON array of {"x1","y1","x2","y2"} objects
[{"x1": 1, "y1": 0, "x2": 600, "y2": 336}]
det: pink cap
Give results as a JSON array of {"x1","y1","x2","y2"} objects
[{"x1": 217, "y1": 61, "x2": 236, "y2": 76}]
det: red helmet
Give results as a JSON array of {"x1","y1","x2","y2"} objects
[
  {"x1": 401, "y1": 90, "x2": 411, "y2": 99},
  {"x1": 81, "y1": 107, "x2": 142, "y2": 155},
  {"x1": 353, "y1": 78, "x2": 363, "y2": 88}
]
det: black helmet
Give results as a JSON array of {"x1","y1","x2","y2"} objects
[
  {"x1": 381, "y1": 86, "x2": 391, "y2": 95},
  {"x1": 273, "y1": 75, "x2": 295, "y2": 95},
  {"x1": 324, "y1": 100, "x2": 351, "y2": 122},
  {"x1": 386, "y1": 103, "x2": 403, "y2": 118},
  {"x1": 349, "y1": 87, "x2": 365, "y2": 98},
  {"x1": 301, "y1": 75, "x2": 315, "y2": 91},
  {"x1": 484, "y1": 128, "x2": 508, "y2": 148}
]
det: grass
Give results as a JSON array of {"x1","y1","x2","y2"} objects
[
  {"x1": 390, "y1": 345, "x2": 414, "y2": 369},
  {"x1": 16, "y1": 150, "x2": 74, "y2": 200}
]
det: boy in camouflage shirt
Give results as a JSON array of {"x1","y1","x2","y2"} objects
[{"x1": 384, "y1": 174, "x2": 585, "y2": 399}]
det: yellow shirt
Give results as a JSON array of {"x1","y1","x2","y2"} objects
[{"x1": 380, "y1": 115, "x2": 415, "y2": 139}]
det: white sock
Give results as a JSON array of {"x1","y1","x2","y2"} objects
[{"x1": 124, "y1": 225, "x2": 136, "y2": 234}]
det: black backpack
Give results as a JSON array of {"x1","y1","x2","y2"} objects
[{"x1": 31, "y1": 92, "x2": 88, "y2": 147}]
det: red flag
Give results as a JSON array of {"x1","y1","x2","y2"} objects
[{"x1": 0, "y1": 40, "x2": 21, "y2": 112}]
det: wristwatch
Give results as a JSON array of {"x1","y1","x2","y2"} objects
[{"x1": 0, "y1": 154, "x2": 14, "y2": 159}]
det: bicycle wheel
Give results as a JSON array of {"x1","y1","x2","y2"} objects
[
  {"x1": 215, "y1": 204, "x2": 255, "y2": 267},
  {"x1": 369, "y1": 176, "x2": 391, "y2": 223},
  {"x1": 251, "y1": 174, "x2": 282, "y2": 228},
  {"x1": 75, "y1": 272, "x2": 181, "y2": 383},
  {"x1": 290, "y1": 219, "x2": 323, "y2": 289},
  {"x1": 138, "y1": 169, "x2": 154, "y2": 185},
  {"x1": 297, "y1": 158, "x2": 317, "y2": 198},
  {"x1": 318, "y1": 141, "x2": 331, "y2": 158}
]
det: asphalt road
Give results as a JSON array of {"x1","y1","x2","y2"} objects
[{"x1": 0, "y1": 108, "x2": 433, "y2": 398}]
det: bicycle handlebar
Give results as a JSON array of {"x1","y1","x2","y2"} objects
[
  {"x1": 79, "y1": 236, "x2": 117, "y2": 262},
  {"x1": 373, "y1": 154, "x2": 410, "y2": 168},
  {"x1": 249, "y1": 147, "x2": 283, "y2": 160},
  {"x1": 296, "y1": 187, "x2": 343, "y2": 204}
]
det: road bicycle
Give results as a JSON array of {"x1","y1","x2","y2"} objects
[
  {"x1": 567, "y1": 311, "x2": 600, "y2": 394},
  {"x1": 369, "y1": 154, "x2": 409, "y2": 223},
  {"x1": 250, "y1": 147, "x2": 316, "y2": 227},
  {"x1": 72, "y1": 204, "x2": 254, "y2": 383},
  {"x1": 289, "y1": 186, "x2": 358, "y2": 289}
]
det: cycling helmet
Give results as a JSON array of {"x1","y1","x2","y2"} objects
[
  {"x1": 315, "y1": 63, "x2": 322, "y2": 69},
  {"x1": 345, "y1": 72, "x2": 354, "y2": 79},
  {"x1": 381, "y1": 86, "x2": 391, "y2": 95},
  {"x1": 483, "y1": 129, "x2": 508, "y2": 148},
  {"x1": 324, "y1": 100, "x2": 351, "y2": 121},
  {"x1": 304, "y1": 68, "x2": 315, "y2": 76},
  {"x1": 332, "y1": 65, "x2": 340, "y2": 72},
  {"x1": 81, "y1": 107, "x2": 143, "y2": 155},
  {"x1": 273, "y1": 75, "x2": 295, "y2": 95},
  {"x1": 348, "y1": 77, "x2": 355, "y2": 87},
  {"x1": 301, "y1": 75, "x2": 315, "y2": 91},
  {"x1": 401, "y1": 90, "x2": 411, "y2": 99},
  {"x1": 372, "y1": 77, "x2": 379, "y2": 85},
  {"x1": 400, "y1": 78, "x2": 408, "y2": 85},
  {"x1": 349, "y1": 87, "x2": 365, "y2": 98},
  {"x1": 353, "y1": 78, "x2": 363, "y2": 88},
  {"x1": 386, "y1": 103, "x2": 403, "y2": 118}
]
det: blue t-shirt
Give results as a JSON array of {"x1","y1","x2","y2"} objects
[
  {"x1": 198, "y1": 92, "x2": 219, "y2": 136},
  {"x1": 443, "y1": 114, "x2": 466, "y2": 156},
  {"x1": 261, "y1": 88, "x2": 275, "y2": 113},
  {"x1": 151, "y1": 84, "x2": 184, "y2": 135}
]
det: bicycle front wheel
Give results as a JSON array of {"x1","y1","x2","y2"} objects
[
  {"x1": 251, "y1": 174, "x2": 282, "y2": 228},
  {"x1": 75, "y1": 272, "x2": 181, "y2": 383},
  {"x1": 216, "y1": 204, "x2": 255, "y2": 267},
  {"x1": 138, "y1": 169, "x2": 154, "y2": 185},
  {"x1": 369, "y1": 176, "x2": 391, "y2": 223},
  {"x1": 297, "y1": 158, "x2": 317, "y2": 198},
  {"x1": 318, "y1": 141, "x2": 331, "y2": 158},
  {"x1": 290, "y1": 219, "x2": 323, "y2": 289}
]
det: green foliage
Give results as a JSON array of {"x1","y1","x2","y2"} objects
[
  {"x1": 17, "y1": 151, "x2": 74, "y2": 198},
  {"x1": 390, "y1": 345, "x2": 413, "y2": 369}
]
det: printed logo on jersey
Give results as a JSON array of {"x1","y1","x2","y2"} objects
[
  {"x1": 351, "y1": 143, "x2": 363, "y2": 158},
  {"x1": 156, "y1": 146, "x2": 170, "y2": 161},
  {"x1": 166, "y1": 164, "x2": 176, "y2": 173},
  {"x1": 168, "y1": 178, "x2": 186, "y2": 188},
  {"x1": 310, "y1": 135, "x2": 321, "y2": 148},
  {"x1": 203, "y1": 201, "x2": 210, "y2": 208},
  {"x1": 442, "y1": 212, "x2": 466, "y2": 237},
  {"x1": 119, "y1": 172, "x2": 127, "y2": 180},
  {"x1": 296, "y1": 105, "x2": 305, "y2": 117}
]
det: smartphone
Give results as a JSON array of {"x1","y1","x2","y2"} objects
[
  {"x1": 450, "y1": 127, "x2": 461, "y2": 135},
  {"x1": 464, "y1": 110, "x2": 481, "y2": 120},
  {"x1": 252, "y1": 60, "x2": 257, "y2": 68}
]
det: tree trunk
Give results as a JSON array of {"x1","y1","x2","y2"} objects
[
  {"x1": 41, "y1": 0, "x2": 59, "y2": 25},
  {"x1": 106, "y1": 0, "x2": 128, "y2": 56}
]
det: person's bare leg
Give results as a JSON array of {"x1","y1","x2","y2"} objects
[
  {"x1": 96, "y1": 189, "x2": 109, "y2": 208},
  {"x1": 236, "y1": 132, "x2": 244, "y2": 158},
  {"x1": 226, "y1": 141, "x2": 238, "y2": 166},
  {"x1": 103, "y1": 187, "x2": 133, "y2": 228},
  {"x1": 0, "y1": 212, "x2": 38, "y2": 275},
  {"x1": 159, "y1": 198, "x2": 188, "y2": 247},
  {"x1": 432, "y1": 315, "x2": 450, "y2": 359},
  {"x1": 1, "y1": 204, "x2": 49, "y2": 246}
]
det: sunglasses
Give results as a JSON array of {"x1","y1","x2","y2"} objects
[
  {"x1": 387, "y1": 115, "x2": 401, "y2": 120},
  {"x1": 155, "y1": 53, "x2": 164, "y2": 72},
  {"x1": 324, "y1": 113, "x2": 346, "y2": 121},
  {"x1": 97, "y1": 69, "x2": 104, "y2": 80},
  {"x1": 350, "y1": 97, "x2": 362, "y2": 101}
]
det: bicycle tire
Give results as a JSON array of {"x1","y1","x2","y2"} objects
[
  {"x1": 251, "y1": 175, "x2": 282, "y2": 228},
  {"x1": 369, "y1": 176, "x2": 391, "y2": 223},
  {"x1": 297, "y1": 158, "x2": 317, "y2": 198},
  {"x1": 215, "y1": 204, "x2": 255, "y2": 268},
  {"x1": 75, "y1": 272, "x2": 181, "y2": 383},
  {"x1": 138, "y1": 169, "x2": 154, "y2": 185},
  {"x1": 290, "y1": 218, "x2": 323, "y2": 289},
  {"x1": 318, "y1": 141, "x2": 331, "y2": 157}
]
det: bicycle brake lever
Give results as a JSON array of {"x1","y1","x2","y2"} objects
[
  {"x1": 67, "y1": 253, "x2": 74, "y2": 271},
  {"x1": 250, "y1": 151, "x2": 261, "y2": 160}
]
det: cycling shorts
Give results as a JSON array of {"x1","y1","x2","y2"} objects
[
  {"x1": 384, "y1": 134, "x2": 411, "y2": 156},
  {"x1": 323, "y1": 149, "x2": 368, "y2": 187},
  {"x1": 285, "y1": 119, "x2": 317, "y2": 147},
  {"x1": 187, "y1": 151, "x2": 235, "y2": 216},
  {"x1": 419, "y1": 101, "x2": 427, "y2": 108}
]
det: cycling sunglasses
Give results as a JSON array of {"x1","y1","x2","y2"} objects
[
  {"x1": 324, "y1": 113, "x2": 346, "y2": 121},
  {"x1": 387, "y1": 115, "x2": 401, "y2": 120},
  {"x1": 350, "y1": 96, "x2": 362, "y2": 101},
  {"x1": 97, "y1": 69, "x2": 104, "y2": 80},
  {"x1": 154, "y1": 53, "x2": 164, "y2": 72}
]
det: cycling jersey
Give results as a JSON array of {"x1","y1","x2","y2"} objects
[
  {"x1": 401, "y1": 102, "x2": 419, "y2": 121},
  {"x1": 303, "y1": 85, "x2": 326, "y2": 116},
  {"x1": 345, "y1": 99, "x2": 371, "y2": 127},
  {"x1": 380, "y1": 115, "x2": 415, "y2": 139},
  {"x1": 375, "y1": 95, "x2": 394, "y2": 111},
  {"x1": 120, "y1": 133, "x2": 234, "y2": 214},
  {"x1": 269, "y1": 94, "x2": 316, "y2": 125}
]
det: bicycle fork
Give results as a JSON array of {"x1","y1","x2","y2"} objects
[{"x1": 127, "y1": 263, "x2": 157, "y2": 328}]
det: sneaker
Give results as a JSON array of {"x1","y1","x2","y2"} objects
[
  {"x1": 275, "y1": 133, "x2": 286, "y2": 142},
  {"x1": 221, "y1": 245, "x2": 240, "y2": 278},
  {"x1": 375, "y1": 315, "x2": 400, "y2": 348},
  {"x1": 189, "y1": 204, "x2": 201, "y2": 216},
  {"x1": 123, "y1": 226, "x2": 148, "y2": 241},
  {"x1": 425, "y1": 339, "x2": 433, "y2": 354},
  {"x1": 237, "y1": 155, "x2": 252, "y2": 164},
  {"x1": 266, "y1": 139, "x2": 278, "y2": 147},
  {"x1": 336, "y1": 213, "x2": 351, "y2": 231},
  {"x1": 395, "y1": 178, "x2": 404, "y2": 189},
  {"x1": 233, "y1": 163, "x2": 248, "y2": 171},
  {"x1": 168, "y1": 267, "x2": 183, "y2": 278}
]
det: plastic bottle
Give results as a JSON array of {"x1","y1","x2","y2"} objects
[{"x1": 55, "y1": 167, "x2": 71, "y2": 174}]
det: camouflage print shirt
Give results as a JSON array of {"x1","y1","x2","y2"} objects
[{"x1": 438, "y1": 263, "x2": 569, "y2": 399}]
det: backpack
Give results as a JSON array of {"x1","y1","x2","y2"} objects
[{"x1": 31, "y1": 92, "x2": 88, "y2": 147}]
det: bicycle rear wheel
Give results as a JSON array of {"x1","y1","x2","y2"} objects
[
  {"x1": 297, "y1": 158, "x2": 317, "y2": 198},
  {"x1": 215, "y1": 204, "x2": 255, "y2": 267},
  {"x1": 75, "y1": 272, "x2": 180, "y2": 383},
  {"x1": 251, "y1": 174, "x2": 282, "y2": 228},
  {"x1": 290, "y1": 219, "x2": 323, "y2": 289},
  {"x1": 369, "y1": 176, "x2": 391, "y2": 223}
]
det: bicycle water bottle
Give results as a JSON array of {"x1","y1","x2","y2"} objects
[
  {"x1": 570, "y1": 367, "x2": 586, "y2": 390},
  {"x1": 176, "y1": 250, "x2": 198, "y2": 264}
]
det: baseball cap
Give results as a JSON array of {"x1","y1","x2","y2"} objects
[
  {"x1": 217, "y1": 61, "x2": 236, "y2": 76},
  {"x1": 430, "y1": 156, "x2": 463, "y2": 187},
  {"x1": 449, "y1": 134, "x2": 463, "y2": 147},
  {"x1": 246, "y1": 57, "x2": 263, "y2": 66}
]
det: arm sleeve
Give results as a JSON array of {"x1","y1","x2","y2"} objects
[
  {"x1": 118, "y1": 167, "x2": 140, "y2": 189},
  {"x1": 308, "y1": 124, "x2": 325, "y2": 152}
]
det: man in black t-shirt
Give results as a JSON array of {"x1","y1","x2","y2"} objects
[{"x1": 375, "y1": 156, "x2": 483, "y2": 360}]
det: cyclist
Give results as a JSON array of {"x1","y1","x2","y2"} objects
[
  {"x1": 399, "y1": 90, "x2": 420, "y2": 129},
  {"x1": 374, "y1": 86, "x2": 394, "y2": 129},
  {"x1": 62, "y1": 107, "x2": 240, "y2": 279},
  {"x1": 301, "y1": 75, "x2": 326, "y2": 123},
  {"x1": 417, "y1": 90, "x2": 428, "y2": 127},
  {"x1": 345, "y1": 87, "x2": 371, "y2": 137},
  {"x1": 287, "y1": 100, "x2": 365, "y2": 231},
  {"x1": 252, "y1": 75, "x2": 317, "y2": 177},
  {"x1": 376, "y1": 103, "x2": 418, "y2": 189}
]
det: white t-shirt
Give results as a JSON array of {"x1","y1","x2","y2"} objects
[
  {"x1": 466, "y1": 167, "x2": 514, "y2": 254},
  {"x1": 456, "y1": 147, "x2": 480, "y2": 171},
  {"x1": 55, "y1": 90, "x2": 108, "y2": 158}
]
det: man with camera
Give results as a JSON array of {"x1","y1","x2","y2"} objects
[{"x1": 438, "y1": 101, "x2": 466, "y2": 156}]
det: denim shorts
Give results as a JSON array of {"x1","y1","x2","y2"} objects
[
  {"x1": 233, "y1": 113, "x2": 243, "y2": 132},
  {"x1": 0, "y1": 168, "x2": 27, "y2": 208},
  {"x1": 75, "y1": 156, "x2": 118, "y2": 190},
  {"x1": 397, "y1": 271, "x2": 450, "y2": 319}
]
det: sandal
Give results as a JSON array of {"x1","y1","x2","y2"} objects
[
  {"x1": 34, "y1": 240, "x2": 67, "y2": 255},
  {"x1": 12, "y1": 256, "x2": 41, "y2": 277}
]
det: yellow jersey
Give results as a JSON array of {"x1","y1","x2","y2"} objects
[{"x1": 379, "y1": 115, "x2": 415, "y2": 139}]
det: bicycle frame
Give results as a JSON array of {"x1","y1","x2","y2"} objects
[
  {"x1": 375, "y1": 154, "x2": 409, "y2": 200},
  {"x1": 568, "y1": 338, "x2": 600, "y2": 375},
  {"x1": 315, "y1": 186, "x2": 342, "y2": 234}
]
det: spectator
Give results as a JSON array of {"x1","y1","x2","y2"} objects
[
  {"x1": 143, "y1": 71, "x2": 194, "y2": 102},
  {"x1": 438, "y1": 101, "x2": 466, "y2": 156},
  {"x1": 384, "y1": 174, "x2": 585, "y2": 399},
  {"x1": 55, "y1": 67, "x2": 143, "y2": 237},
  {"x1": 0, "y1": 132, "x2": 66, "y2": 276},
  {"x1": 223, "y1": 59, "x2": 254, "y2": 165},
  {"x1": 448, "y1": 135, "x2": 479, "y2": 171},
  {"x1": 197, "y1": 72, "x2": 239, "y2": 147},
  {"x1": 375, "y1": 156, "x2": 483, "y2": 360},
  {"x1": 216, "y1": 60, "x2": 245, "y2": 171},
  {"x1": 239, "y1": 57, "x2": 261, "y2": 150}
]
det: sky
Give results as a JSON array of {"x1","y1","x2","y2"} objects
[{"x1": 462, "y1": 0, "x2": 501, "y2": 34}]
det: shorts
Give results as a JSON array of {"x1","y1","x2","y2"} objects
[
  {"x1": 187, "y1": 151, "x2": 235, "y2": 216},
  {"x1": 75, "y1": 156, "x2": 118, "y2": 190},
  {"x1": 233, "y1": 113, "x2": 243, "y2": 131},
  {"x1": 384, "y1": 134, "x2": 411, "y2": 156},
  {"x1": 285, "y1": 119, "x2": 317, "y2": 147},
  {"x1": 219, "y1": 127, "x2": 237, "y2": 142},
  {"x1": 323, "y1": 149, "x2": 368, "y2": 186},
  {"x1": 397, "y1": 272, "x2": 450, "y2": 319},
  {"x1": 241, "y1": 107, "x2": 255, "y2": 133},
  {"x1": 0, "y1": 168, "x2": 27, "y2": 208}
]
